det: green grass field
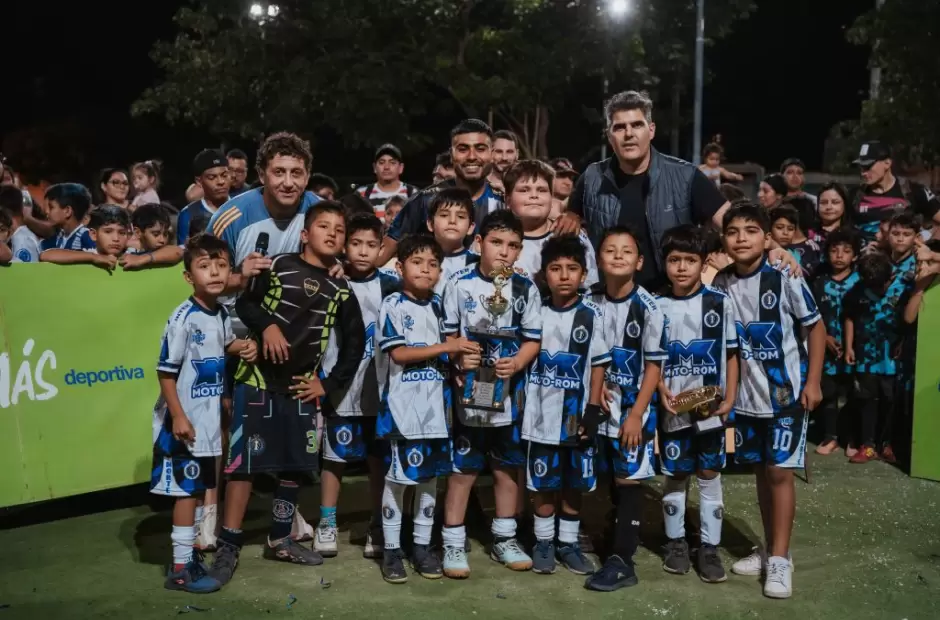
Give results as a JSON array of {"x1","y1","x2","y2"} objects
[{"x1": 2, "y1": 453, "x2": 939, "y2": 620}]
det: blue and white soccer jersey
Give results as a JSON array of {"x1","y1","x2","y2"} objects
[
  {"x1": 713, "y1": 260, "x2": 821, "y2": 469},
  {"x1": 151, "y1": 298, "x2": 234, "y2": 497},
  {"x1": 522, "y1": 298, "x2": 610, "y2": 492},
  {"x1": 435, "y1": 249, "x2": 479, "y2": 295},
  {"x1": 39, "y1": 224, "x2": 95, "y2": 253},
  {"x1": 657, "y1": 285, "x2": 738, "y2": 475},
  {"x1": 11, "y1": 227, "x2": 42, "y2": 262},
  {"x1": 589, "y1": 284, "x2": 666, "y2": 481},
  {"x1": 176, "y1": 199, "x2": 220, "y2": 245},
  {"x1": 518, "y1": 230, "x2": 599, "y2": 288},
  {"x1": 377, "y1": 293, "x2": 452, "y2": 484}
]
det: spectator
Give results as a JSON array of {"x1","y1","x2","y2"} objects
[
  {"x1": 548, "y1": 157, "x2": 578, "y2": 221},
  {"x1": 130, "y1": 160, "x2": 161, "y2": 210},
  {"x1": 432, "y1": 151, "x2": 455, "y2": 184},
  {"x1": 780, "y1": 158, "x2": 816, "y2": 206},
  {"x1": 699, "y1": 143, "x2": 743, "y2": 187},
  {"x1": 177, "y1": 150, "x2": 231, "y2": 245},
  {"x1": 0, "y1": 185, "x2": 41, "y2": 262},
  {"x1": 310, "y1": 173, "x2": 339, "y2": 200},
  {"x1": 40, "y1": 205, "x2": 129, "y2": 269},
  {"x1": 97, "y1": 168, "x2": 130, "y2": 208},
  {"x1": 227, "y1": 148, "x2": 251, "y2": 196},
  {"x1": 186, "y1": 183, "x2": 204, "y2": 204},
  {"x1": 356, "y1": 143, "x2": 417, "y2": 220},
  {"x1": 39, "y1": 183, "x2": 95, "y2": 252},
  {"x1": 488, "y1": 129, "x2": 520, "y2": 192},
  {"x1": 758, "y1": 173, "x2": 787, "y2": 210},
  {"x1": 383, "y1": 195, "x2": 406, "y2": 233}
]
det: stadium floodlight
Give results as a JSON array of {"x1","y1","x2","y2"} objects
[
  {"x1": 267, "y1": 4, "x2": 280, "y2": 18},
  {"x1": 608, "y1": 0, "x2": 631, "y2": 18},
  {"x1": 249, "y1": 3, "x2": 264, "y2": 19}
]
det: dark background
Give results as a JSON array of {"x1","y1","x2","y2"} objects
[{"x1": 0, "y1": 0, "x2": 870, "y2": 199}]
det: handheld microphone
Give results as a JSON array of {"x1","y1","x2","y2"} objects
[{"x1": 254, "y1": 232, "x2": 270, "y2": 257}]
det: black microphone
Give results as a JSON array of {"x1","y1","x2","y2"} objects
[{"x1": 254, "y1": 232, "x2": 270, "y2": 257}]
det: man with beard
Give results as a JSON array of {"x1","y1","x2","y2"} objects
[
  {"x1": 177, "y1": 150, "x2": 231, "y2": 244},
  {"x1": 488, "y1": 130, "x2": 520, "y2": 192},
  {"x1": 379, "y1": 119, "x2": 504, "y2": 265}
]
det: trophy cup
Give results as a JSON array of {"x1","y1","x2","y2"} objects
[
  {"x1": 461, "y1": 266, "x2": 520, "y2": 412},
  {"x1": 671, "y1": 385, "x2": 724, "y2": 433}
]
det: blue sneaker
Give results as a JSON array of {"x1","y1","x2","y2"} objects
[
  {"x1": 557, "y1": 541, "x2": 596, "y2": 575},
  {"x1": 584, "y1": 554, "x2": 638, "y2": 591},
  {"x1": 491, "y1": 537, "x2": 532, "y2": 571},
  {"x1": 165, "y1": 557, "x2": 222, "y2": 594},
  {"x1": 532, "y1": 539, "x2": 556, "y2": 574}
]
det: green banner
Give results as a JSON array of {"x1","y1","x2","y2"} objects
[
  {"x1": 0, "y1": 264, "x2": 191, "y2": 507},
  {"x1": 912, "y1": 284, "x2": 940, "y2": 482}
]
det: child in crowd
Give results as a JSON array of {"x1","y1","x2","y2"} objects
[
  {"x1": 0, "y1": 185, "x2": 42, "y2": 263},
  {"x1": 715, "y1": 203, "x2": 825, "y2": 599},
  {"x1": 814, "y1": 182, "x2": 851, "y2": 246},
  {"x1": 886, "y1": 212, "x2": 919, "y2": 292},
  {"x1": 131, "y1": 160, "x2": 162, "y2": 209},
  {"x1": 132, "y1": 203, "x2": 171, "y2": 252},
  {"x1": 40, "y1": 205, "x2": 129, "y2": 269},
  {"x1": 655, "y1": 225, "x2": 738, "y2": 583},
  {"x1": 152, "y1": 234, "x2": 257, "y2": 593},
  {"x1": 699, "y1": 143, "x2": 743, "y2": 187},
  {"x1": 377, "y1": 234, "x2": 478, "y2": 583},
  {"x1": 384, "y1": 195, "x2": 406, "y2": 233},
  {"x1": 315, "y1": 214, "x2": 400, "y2": 559},
  {"x1": 521, "y1": 235, "x2": 610, "y2": 576},
  {"x1": 811, "y1": 228, "x2": 861, "y2": 456},
  {"x1": 427, "y1": 188, "x2": 478, "y2": 295},
  {"x1": 584, "y1": 226, "x2": 666, "y2": 592},
  {"x1": 39, "y1": 183, "x2": 96, "y2": 252},
  {"x1": 769, "y1": 204, "x2": 821, "y2": 279},
  {"x1": 440, "y1": 209, "x2": 542, "y2": 578}
]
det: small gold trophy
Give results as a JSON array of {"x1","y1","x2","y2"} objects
[{"x1": 670, "y1": 385, "x2": 724, "y2": 433}]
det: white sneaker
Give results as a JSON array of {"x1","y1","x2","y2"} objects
[
  {"x1": 731, "y1": 547, "x2": 765, "y2": 576},
  {"x1": 763, "y1": 556, "x2": 793, "y2": 599},
  {"x1": 363, "y1": 528, "x2": 384, "y2": 559},
  {"x1": 291, "y1": 510, "x2": 314, "y2": 542},
  {"x1": 314, "y1": 524, "x2": 338, "y2": 558},
  {"x1": 196, "y1": 504, "x2": 218, "y2": 551}
]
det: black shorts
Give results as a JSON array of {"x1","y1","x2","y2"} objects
[
  {"x1": 451, "y1": 421, "x2": 526, "y2": 474},
  {"x1": 224, "y1": 383, "x2": 319, "y2": 475},
  {"x1": 150, "y1": 454, "x2": 217, "y2": 497},
  {"x1": 322, "y1": 416, "x2": 382, "y2": 463}
]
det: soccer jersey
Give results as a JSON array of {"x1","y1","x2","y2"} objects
[
  {"x1": 812, "y1": 271, "x2": 860, "y2": 376},
  {"x1": 843, "y1": 283, "x2": 905, "y2": 376},
  {"x1": 588, "y1": 284, "x2": 667, "y2": 438},
  {"x1": 176, "y1": 199, "x2": 222, "y2": 245},
  {"x1": 713, "y1": 259, "x2": 821, "y2": 417},
  {"x1": 436, "y1": 248, "x2": 480, "y2": 295},
  {"x1": 320, "y1": 268, "x2": 400, "y2": 416},
  {"x1": 442, "y1": 264, "x2": 543, "y2": 426},
  {"x1": 377, "y1": 293, "x2": 451, "y2": 440},
  {"x1": 656, "y1": 285, "x2": 738, "y2": 433},
  {"x1": 155, "y1": 298, "x2": 235, "y2": 457},
  {"x1": 387, "y1": 179, "x2": 504, "y2": 242},
  {"x1": 522, "y1": 297, "x2": 611, "y2": 446},
  {"x1": 517, "y1": 230, "x2": 599, "y2": 288},
  {"x1": 890, "y1": 252, "x2": 916, "y2": 294},
  {"x1": 10, "y1": 226, "x2": 41, "y2": 262},
  {"x1": 39, "y1": 224, "x2": 95, "y2": 252},
  {"x1": 786, "y1": 239, "x2": 821, "y2": 280},
  {"x1": 356, "y1": 182, "x2": 417, "y2": 219}
]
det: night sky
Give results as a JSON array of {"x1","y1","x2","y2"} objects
[{"x1": 0, "y1": 0, "x2": 870, "y2": 198}]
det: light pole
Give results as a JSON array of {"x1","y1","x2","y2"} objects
[
  {"x1": 249, "y1": 2, "x2": 279, "y2": 24},
  {"x1": 601, "y1": 0, "x2": 632, "y2": 160},
  {"x1": 692, "y1": 0, "x2": 705, "y2": 165}
]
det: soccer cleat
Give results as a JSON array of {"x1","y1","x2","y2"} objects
[
  {"x1": 662, "y1": 538, "x2": 691, "y2": 575},
  {"x1": 291, "y1": 510, "x2": 314, "y2": 542},
  {"x1": 382, "y1": 547, "x2": 408, "y2": 584},
  {"x1": 195, "y1": 505, "x2": 218, "y2": 552},
  {"x1": 881, "y1": 444, "x2": 897, "y2": 464},
  {"x1": 208, "y1": 541, "x2": 240, "y2": 585},
  {"x1": 491, "y1": 538, "x2": 533, "y2": 571},
  {"x1": 557, "y1": 541, "x2": 596, "y2": 575},
  {"x1": 165, "y1": 559, "x2": 222, "y2": 594},
  {"x1": 531, "y1": 540, "x2": 556, "y2": 575},
  {"x1": 263, "y1": 537, "x2": 324, "y2": 565},
  {"x1": 763, "y1": 556, "x2": 793, "y2": 599},
  {"x1": 849, "y1": 446, "x2": 879, "y2": 464},
  {"x1": 697, "y1": 544, "x2": 727, "y2": 583},
  {"x1": 314, "y1": 524, "x2": 338, "y2": 558},
  {"x1": 584, "y1": 554, "x2": 638, "y2": 592},
  {"x1": 442, "y1": 545, "x2": 471, "y2": 579},
  {"x1": 363, "y1": 527, "x2": 384, "y2": 559},
  {"x1": 411, "y1": 544, "x2": 443, "y2": 579}
]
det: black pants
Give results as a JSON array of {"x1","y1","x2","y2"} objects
[
  {"x1": 855, "y1": 373, "x2": 896, "y2": 448},
  {"x1": 818, "y1": 374, "x2": 850, "y2": 442}
]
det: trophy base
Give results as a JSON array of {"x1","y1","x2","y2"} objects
[
  {"x1": 460, "y1": 397, "x2": 503, "y2": 412},
  {"x1": 694, "y1": 416, "x2": 724, "y2": 434}
]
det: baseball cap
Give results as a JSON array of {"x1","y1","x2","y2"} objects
[
  {"x1": 853, "y1": 141, "x2": 891, "y2": 167},
  {"x1": 192, "y1": 149, "x2": 227, "y2": 176},
  {"x1": 549, "y1": 157, "x2": 579, "y2": 178},
  {"x1": 374, "y1": 143, "x2": 402, "y2": 162}
]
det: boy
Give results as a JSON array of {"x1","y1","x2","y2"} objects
[
  {"x1": 384, "y1": 195, "x2": 406, "y2": 233},
  {"x1": 40, "y1": 205, "x2": 129, "y2": 269},
  {"x1": 714, "y1": 203, "x2": 825, "y2": 599},
  {"x1": 39, "y1": 183, "x2": 96, "y2": 253},
  {"x1": 152, "y1": 234, "x2": 257, "y2": 593},
  {"x1": 521, "y1": 235, "x2": 610, "y2": 575},
  {"x1": 584, "y1": 226, "x2": 667, "y2": 591},
  {"x1": 120, "y1": 203, "x2": 186, "y2": 271},
  {"x1": 377, "y1": 234, "x2": 479, "y2": 583},
  {"x1": 315, "y1": 213, "x2": 400, "y2": 559},
  {"x1": 769, "y1": 205, "x2": 821, "y2": 279},
  {"x1": 886, "y1": 212, "x2": 919, "y2": 294},
  {"x1": 0, "y1": 185, "x2": 41, "y2": 263},
  {"x1": 426, "y1": 187, "x2": 479, "y2": 295},
  {"x1": 210, "y1": 201, "x2": 366, "y2": 585},
  {"x1": 655, "y1": 225, "x2": 739, "y2": 584},
  {"x1": 505, "y1": 161, "x2": 599, "y2": 288},
  {"x1": 440, "y1": 209, "x2": 542, "y2": 578},
  {"x1": 811, "y1": 228, "x2": 861, "y2": 456}
]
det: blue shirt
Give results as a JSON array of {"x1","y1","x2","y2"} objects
[
  {"x1": 812, "y1": 271, "x2": 860, "y2": 376},
  {"x1": 176, "y1": 199, "x2": 221, "y2": 245},
  {"x1": 844, "y1": 281, "x2": 907, "y2": 376},
  {"x1": 40, "y1": 225, "x2": 95, "y2": 252},
  {"x1": 387, "y1": 179, "x2": 503, "y2": 242}
]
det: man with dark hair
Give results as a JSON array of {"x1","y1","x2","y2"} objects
[
  {"x1": 310, "y1": 173, "x2": 340, "y2": 200},
  {"x1": 489, "y1": 130, "x2": 520, "y2": 192},
  {"x1": 780, "y1": 158, "x2": 816, "y2": 206},
  {"x1": 433, "y1": 152, "x2": 455, "y2": 184},
  {"x1": 177, "y1": 149, "x2": 231, "y2": 245},
  {"x1": 356, "y1": 144, "x2": 417, "y2": 220},
  {"x1": 227, "y1": 148, "x2": 251, "y2": 197}
]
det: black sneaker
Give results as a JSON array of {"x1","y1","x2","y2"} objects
[
  {"x1": 262, "y1": 537, "x2": 324, "y2": 565},
  {"x1": 697, "y1": 543, "x2": 727, "y2": 583},
  {"x1": 411, "y1": 544, "x2": 443, "y2": 579},
  {"x1": 208, "y1": 541, "x2": 240, "y2": 585},
  {"x1": 382, "y1": 547, "x2": 408, "y2": 584},
  {"x1": 662, "y1": 538, "x2": 691, "y2": 575},
  {"x1": 584, "y1": 554, "x2": 638, "y2": 592}
]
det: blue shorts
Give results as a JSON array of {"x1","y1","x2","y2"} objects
[
  {"x1": 525, "y1": 442, "x2": 597, "y2": 493},
  {"x1": 322, "y1": 416, "x2": 381, "y2": 463},
  {"x1": 603, "y1": 435, "x2": 657, "y2": 481},
  {"x1": 659, "y1": 428, "x2": 726, "y2": 476},
  {"x1": 385, "y1": 438, "x2": 451, "y2": 485},
  {"x1": 150, "y1": 453, "x2": 217, "y2": 497},
  {"x1": 451, "y1": 422, "x2": 526, "y2": 473},
  {"x1": 733, "y1": 406, "x2": 808, "y2": 469}
]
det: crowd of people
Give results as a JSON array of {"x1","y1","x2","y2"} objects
[{"x1": 2, "y1": 89, "x2": 939, "y2": 603}]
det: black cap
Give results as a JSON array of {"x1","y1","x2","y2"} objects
[
  {"x1": 374, "y1": 143, "x2": 402, "y2": 162},
  {"x1": 549, "y1": 157, "x2": 579, "y2": 177},
  {"x1": 193, "y1": 149, "x2": 227, "y2": 176},
  {"x1": 853, "y1": 141, "x2": 891, "y2": 167}
]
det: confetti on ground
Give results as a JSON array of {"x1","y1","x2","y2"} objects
[
  {"x1": 495, "y1": 593, "x2": 506, "y2": 599},
  {"x1": 177, "y1": 606, "x2": 211, "y2": 615},
  {"x1": 319, "y1": 577, "x2": 331, "y2": 589},
  {"x1": 286, "y1": 594, "x2": 297, "y2": 609}
]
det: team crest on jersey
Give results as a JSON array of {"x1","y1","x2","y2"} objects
[
  {"x1": 191, "y1": 329, "x2": 206, "y2": 346},
  {"x1": 16, "y1": 248, "x2": 31, "y2": 262},
  {"x1": 183, "y1": 460, "x2": 201, "y2": 480},
  {"x1": 626, "y1": 320, "x2": 641, "y2": 339},
  {"x1": 336, "y1": 426, "x2": 354, "y2": 446},
  {"x1": 533, "y1": 458, "x2": 548, "y2": 478},
  {"x1": 703, "y1": 310, "x2": 720, "y2": 329},
  {"x1": 514, "y1": 296, "x2": 527, "y2": 314},
  {"x1": 407, "y1": 447, "x2": 424, "y2": 467},
  {"x1": 572, "y1": 325, "x2": 589, "y2": 344},
  {"x1": 778, "y1": 415, "x2": 794, "y2": 429},
  {"x1": 273, "y1": 499, "x2": 295, "y2": 520},
  {"x1": 303, "y1": 278, "x2": 320, "y2": 297},
  {"x1": 664, "y1": 502, "x2": 679, "y2": 516},
  {"x1": 664, "y1": 441, "x2": 681, "y2": 461},
  {"x1": 463, "y1": 296, "x2": 478, "y2": 313},
  {"x1": 403, "y1": 314, "x2": 415, "y2": 331},
  {"x1": 734, "y1": 428, "x2": 743, "y2": 448},
  {"x1": 455, "y1": 436, "x2": 472, "y2": 456},
  {"x1": 248, "y1": 434, "x2": 266, "y2": 456},
  {"x1": 761, "y1": 290, "x2": 778, "y2": 310},
  {"x1": 383, "y1": 505, "x2": 395, "y2": 520}
]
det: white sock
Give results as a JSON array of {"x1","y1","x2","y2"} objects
[
  {"x1": 171, "y1": 525, "x2": 196, "y2": 566},
  {"x1": 662, "y1": 477, "x2": 688, "y2": 540},
  {"x1": 194, "y1": 505, "x2": 205, "y2": 533},
  {"x1": 442, "y1": 525, "x2": 466, "y2": 548},
  {"x1": 412, "y1": 478, "x2": 436, "y2": 546},
  {"x1": 534, "y1": 514, "x2": 555, "y2": 542},
  {"x1": 382, "y1": 482, "x2": 405, "y2": 550},
  {"x1": 698, "y1": 474, "x2": 724, "y2": 546},
  {"x1": 491, "y1": 517, "x2": 516, "y2": 540},
  {"x1": 558, "y1": 516, "x2": 579, "y2": 545}
]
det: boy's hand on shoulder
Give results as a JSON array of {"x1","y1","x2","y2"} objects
[
  {"x1": 800, "y1": 380, "x2": 822, "y2": 411},
  {"x1": 706, "y1": 252, "x2": 732, "y2": 272},
  {"x1": 825, "y1": 335, "x2": 842, "y2": 357},
  {"x1": 262, "y1": 324, "x2": 290, "y2": 363},
  {"x1": 552, "y1": 211, "x2": 581, "y2": 236},
  {"x1": 92, "y1": 253, "x2": 118, "y2": 273},
  {"x1": 239, "y1": 338, "x2": 259, "y2": 363},
  {"x1": 241, "y1": 252, "x2": 272, "y2": 278},
  {"x1": 119, "y1": 253, "x2": 150, "y2": 271},
  {"x1": 290, "y1": 375, "x2": 325, "y2": 403},
  {"x1": 619, "y1": 412, "x2": 642, "y2": 450},
  {"x1": 172, "y1": 415, "x2": 196, "y2": 443},
  {"x1": 767, "y1": 248, "x2": 802, "y2": 278}
]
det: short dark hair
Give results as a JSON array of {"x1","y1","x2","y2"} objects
[
  {"x1": 888, "y1": 211, "x2": 921, "y2": 232},
  {"x1": 0, "y1": 208, "x2": 11, "y2": 230},
  {"x1": 541, "y1": 234, "x2": 586, "y2": 272},
  {"x1": 435, "y1": 152, "x2": 453, "y2": 168},
  {"x1": 45, "y1": 183, "x2": 93, "y2": 221},
  {"x1": 769, "y1": 205, "x2": 800, "y2": 229},
  {"x1": 397, "y1": 233, "x2": 444, "y2": 264},
  {"x1": 338, "y1": 191, "x2": 374, "y2": 217},
  {"x1": 723, "y1": 202, "x2": 771, "y2": 233},
  {"x1": 661, "y1": 224, "x2": 708, "y2": 260},
  {"x1": 0, "y1": 185, "x2": 23, "y2": 217},
  {"x1": 780, "y1": 158, "x2": 806, "y2": 173},
  {"x1": 346, "y1": 213, "x2": 384, "y2": 240},
  {"x1": 308, "y1": 173, "x2": 338, "y2": 194},
  {"x1": 825, "y1": 227, "x2": 861, "y2": 255},
  {"x1": 719, "y1": 183, "x2": 747, "y2": 203},
  {"x1": 303, "y1": 199, "x2": 346, "y2": 229},
  {"x1": 599, "y1": 224, "x2": 644, "y2": 256},
  {"x1": 189, "y1": 214, "x2": 210, "y2": 239},
  {"x1": 605, "y1": 90, "x2": 653, "y2": 128},
  {"x1": 257, "y1": 132, "x2": 312, "y2": 173},
  {"x1": 493, "y1": 130, "x2": 519, "y2": 147},
  {"x1": 450, "y1": 119, "x2": 494, "y2": 141},
  {"x1": 87, "y1": 204, "x2": 130, "y2": 231},
  {"x1": 856, "y1": 251, "x2": 892, "y2": 290},
  {"x1": 183, "y1": 233, "x2": 231, "y2": 271},
  {"x1": 703, "y1": 142, "x2": 723, "y2": 158},
  {"x1": 132, "y1": 203, "x2": 170, "y2": 231},
  {"x1": 478, "y1": 209, "x2": 523, "y2": 241},
  {"x1": 428, "y1": 187, "x2": 474, "y2": 222},
  {"x1": 502, "y1": 160, "x2": 554, "y2": 196},
  {"x1": 385, "y1": 195, "x2": 407, "y2": 211},
  {"x1": 226, "y1": 148, "x2": 248, "y2": 161},
  {"x1": 781, "y1": 195, "x2": 816, "y2": 233}
]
